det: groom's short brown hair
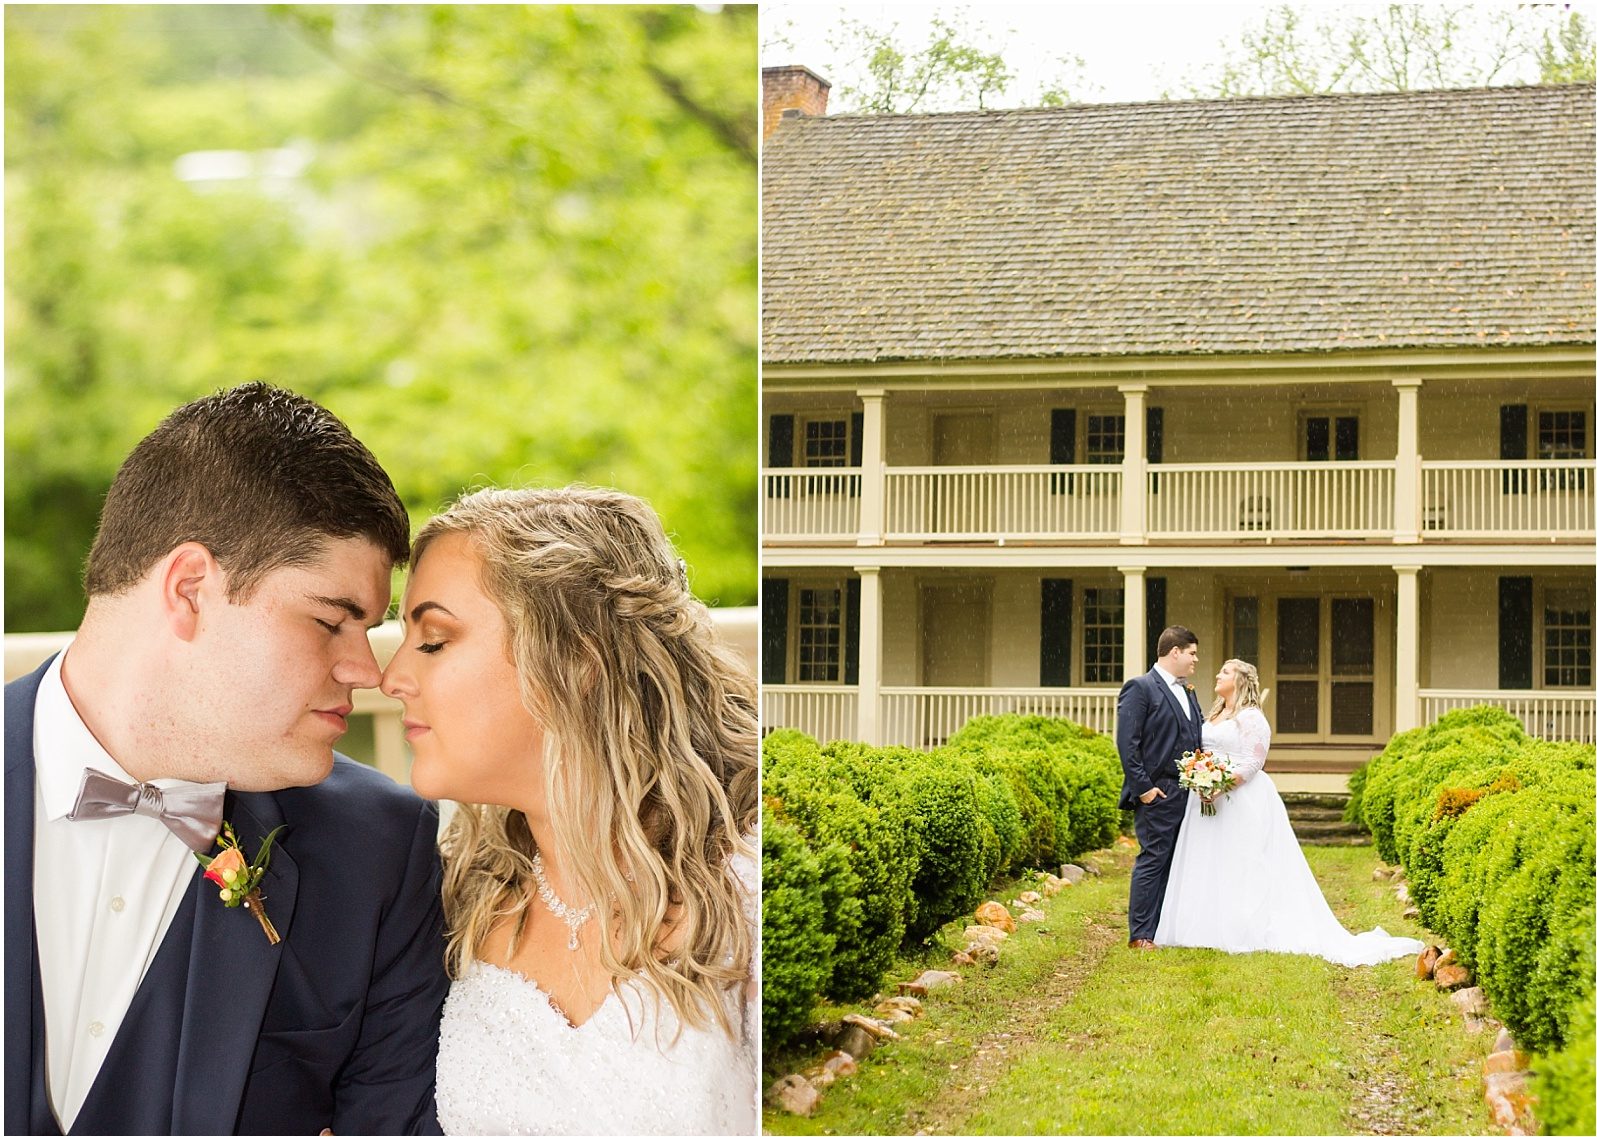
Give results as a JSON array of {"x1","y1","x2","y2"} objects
[
  {"x1": 1157, "y1": 625, "x2": 1199, "y2": 658},
  {"x1": 83, "y1": 382, "x2": 410, "y2": 600}
]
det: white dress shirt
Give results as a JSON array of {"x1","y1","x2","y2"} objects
[
  {"x1": 32, "y1": 650, "x2": 203, "y2": 1130},
  {"x1": 1152, "y1": 661, "x2": 1193, "y2": 718}
]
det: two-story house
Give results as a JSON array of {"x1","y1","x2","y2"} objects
[{"x1": 760, "y1": 71, "x2": 1595, "y2": 784}]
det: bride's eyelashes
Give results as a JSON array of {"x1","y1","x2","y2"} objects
[{"x1": 418, "y1": 641, "x2": 446, "y2": 655}]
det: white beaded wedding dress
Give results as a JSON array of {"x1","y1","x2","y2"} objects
[
  {"x1": 434, "y1": 852, "x2": 759, "y2": 1135},
  {"x1": 1155, "y1": 707, "x2": 1422, "y2": 966}
]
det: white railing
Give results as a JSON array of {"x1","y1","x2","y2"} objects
[
  {"x1": 761, "y1": 684, "x2": 859, "y2": 743},
  {"x1": 884, "y1": 465, "x2": 1121, "y2": 539},
  {"x1": 880, "y1": 686, "x2": 1118, "y2": 749},
  {"x1": 6, "y1": 609, "x2": 758, "y2": 785},
  {"x1": 1421, "y1": 461, "x2": 1594, "y2": 538},
  {"x1": 1420, "y1": 689, "x2": 1597, "y2": 744},
  {"x1": 1147, "y1": 462, "x2": 1396, "y2": 538},
  {"x1": 761, "y1": 470, "x2": 862, "y2": 539}
]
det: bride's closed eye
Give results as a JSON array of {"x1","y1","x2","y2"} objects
[{"x1": 418, "y1": 641, "x2": 445, "y2": 655}]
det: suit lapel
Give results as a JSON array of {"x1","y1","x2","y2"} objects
[
  {"x1": 170, "y1": 791, "x2": 298, "y2": 1134},
  {"x1": 1155, "y1": 671, "x2": 1190, "y2": 724}
]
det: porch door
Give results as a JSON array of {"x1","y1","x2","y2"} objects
[
  {"x1": 1274, "y1": 596, "x2": 1376, "y2": 740},
  {"x1": 932, "y1": 413, "x2": 994, "y2": 534},
  {"x1": 921, "y1": 582, "x2": 990, "y2": 687}
]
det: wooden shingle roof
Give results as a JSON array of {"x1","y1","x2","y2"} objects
[{"x1": 762, "y1": 83, "x2": 1596, "y2": 364}]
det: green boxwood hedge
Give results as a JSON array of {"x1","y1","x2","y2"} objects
[
  {"x1": 1349, "y1": 707, "x2": 1594, "y2": 1124},
  {"x1": 760, "y1": 714, "x2": 1122, "y2": 1053}
]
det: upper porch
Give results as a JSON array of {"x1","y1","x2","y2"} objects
[{"x1": 763, "y1": 358, "x2": 1595, "y2": 547}]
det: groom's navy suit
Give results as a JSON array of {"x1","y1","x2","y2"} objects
[
  {"x1": 1116, "y1": 666, "x2": 1204, "y2": 943},
  {"x1": 5, "y1": 657, "x2": 450, "y2": 1135}
]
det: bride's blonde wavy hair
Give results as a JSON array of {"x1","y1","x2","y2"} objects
[
  {"x1": 1207, "y1": 658, "x2": 1264, "y2": 723},
  {"x1": 423, "y1": 486, "x2": 758, "y2": 1038}
]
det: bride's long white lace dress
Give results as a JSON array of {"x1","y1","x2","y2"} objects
[
  {"x1": 434, "y1": 853, "x2": 758, "y2": 1135},
  {"x1": 1155, "y1": 707, "x2": 1422, "y2": 966}
]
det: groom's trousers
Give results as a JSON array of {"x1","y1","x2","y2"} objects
[{"x1": 1128, "y1": 773, "x2": 1186, "y2": 942}]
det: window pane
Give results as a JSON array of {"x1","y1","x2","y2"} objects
[
  {"x1": 1277, "y1": 680, "x2": 1319, "y2": 733},
  {"x1": 1085, "y1": 415, "x2": 1125, "y2": 465},
  {"x1": 804, "y1": 419, "x2": 848, "y2": 467},
  {"x1": 1277, "y1": 598, "x2": 1320, "y2": 673},
  {"x1": 1083, "y1": 587, "x2": 1125, "y2": 683},
  {"x1": 1335, "y1": 416, "x2": 1359, "y2": 461},
  {"x1": 1331, "y1": 598, "x2": 1374, "y2": 673},
  {"x1": 1232, "y1": 596, "x2": 1259, "y2": 664},
  {"x1": 797, "y1": 587, "x2": 842, "y2": 682},
  {"x1": 1305, "y1": 417, "x2": 1329, "y2": 462},
  {"x1": 1331, "y1": 682, "x2": 1374, "y2": 734},
  {"x1": 1544, "y1": 595, "x2": 1593, "y2": 689}
]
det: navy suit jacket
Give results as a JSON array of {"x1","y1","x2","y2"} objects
[
  {"x1": 1115, "y1": 667, "x2": 1205, "y2": 810},
  {"x1": 5, "y1": 657, "x2": 449, "y2": 1135}
]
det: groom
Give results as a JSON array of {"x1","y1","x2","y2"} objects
[
  {"x1": 5, "y1": 383, "x2": 449, "y2": 1134},
  {"x1": 1116, "y1": 625, "x2": 1203, "y2": 949}
]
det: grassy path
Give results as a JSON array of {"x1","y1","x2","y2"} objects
[{"x1": 765, "y1": 843, "x2": 1499, "y2": 1136}]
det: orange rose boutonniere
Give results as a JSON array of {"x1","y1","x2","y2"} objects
[{"x1": 196, "y1": 821, "x2": 287, "y2": 945}]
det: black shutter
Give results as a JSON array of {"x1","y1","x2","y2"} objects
[
  {"x1": 762, "y1": 578, "x2": 788, "y2": 684},
  {"x1": 1498, "y1": 576, "x2": 1532, "y2": 689},
  {"x1": 1500, "y1": 405, "x2": 1527, "y2": 495},
  {"x1": 1336, "y1": 415, "x2": 1359, "y2": 461},
  {"x1": 844, "y1": 577, "x2": 861, "y2": 684},
  {"x1": 1146, "y1": 576, "x2": 1167, "y2": 668},
  {"x1": 1147, "y1": 406, "x2": 1163, "y2": 494},
  {"x1": 1041, "y1": 579, "x2": 1073, "y2": 686},
  {"x1": 1050, "y1": 408, "x2": 1076, "y2": 494},
  {"x1": 768, "y1": 415, "x2": 794, "y2": 499},
  {"x1": 849, "y1": 411, "x2": 864, "y2": 497}
]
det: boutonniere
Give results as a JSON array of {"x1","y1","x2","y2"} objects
[
  {"x1": 195, "y1": 822, "x2": 287, "y2": 945},
  {"x1": 1183, "y1": 682, "x2": 1196, "y2": 694}
]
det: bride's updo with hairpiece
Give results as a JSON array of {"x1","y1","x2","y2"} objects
[{"x1": 424, "y1": 486, "x2": 757, "y2": 1037}]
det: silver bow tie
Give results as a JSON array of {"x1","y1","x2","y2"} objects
[{"x1": 68, "y1": 769, "x2": 226, "y2": 853}]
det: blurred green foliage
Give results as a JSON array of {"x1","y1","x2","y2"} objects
[{"x1": 6, "y1": 4, "x2": 756, "y2": 631}]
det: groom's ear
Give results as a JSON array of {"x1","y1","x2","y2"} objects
[{"x1": 160, "y1": 541, "x2": 223, "y2": 642}]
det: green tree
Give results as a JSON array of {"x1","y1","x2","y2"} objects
[
  {"x1": 764, "y1": 6, "x2": 1086, "y2": 114},
  {"x1": 1181, "y1": 4, "x2": 1594, "y2": 98},
  {"x1": 6, "y1": 4, "x2": 757, "y2": 632}
]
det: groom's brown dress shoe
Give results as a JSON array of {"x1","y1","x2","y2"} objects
[{"x1": 1128, "y1": 939, "x2": 1156, "y2": 950}]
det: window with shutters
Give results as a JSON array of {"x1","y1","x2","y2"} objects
[
  {"x1": 1083, "y1": 587, "x2": 1124, "y2": 683},
  {"x1": 1544, "y1": 590, "x2": 1592, "y2": 688}
]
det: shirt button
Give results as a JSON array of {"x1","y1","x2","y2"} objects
[
  {"x1": 88, "y1": 1022, "x2": 105, "y2": 1038},
  {"x1": 110, "y1": 896, "x2": 125, "y2": 913}
]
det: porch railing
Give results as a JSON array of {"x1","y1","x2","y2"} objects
[
  {"x1": 761, "y1": 470, "x2": 861, "y2": 540},
  {"x1": 1147, "y1": 462, "x2": 1396, "y2": 538},
  {"x1": 1420, "y1": 688, "x2": 1596, "y2": 744},
  {"x1": 1421, "y1": 461, "x2": 1593, "y2": 538},
  {"x1": 884, "y1": 465, "x2": 1121, "y2": 540},
  {"x1": 760, "y1": 684, "x2": 859, "y2": 743},
  {"x1": 880, "y1": 686, "x2": 1118, "y2": 748}
]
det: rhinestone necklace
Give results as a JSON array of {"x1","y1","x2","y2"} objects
[{"x1": 530, "y1": 850, "x2": 594, "y2": 951}]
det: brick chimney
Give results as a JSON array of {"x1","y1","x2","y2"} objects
[{"x1": 762, "y1": 65, "x2": 830, "y2": 139}]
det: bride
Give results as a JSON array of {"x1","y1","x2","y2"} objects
[
  {"x1": 380, "y1": 486, "x2": 758, "y2": 1135},
  {"x1": 1155, "y1": 658, "x2": 1421, "y2": 966}
]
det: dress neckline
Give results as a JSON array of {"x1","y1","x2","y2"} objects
[{"x1": 471, "y1": 959, "x2": 627, "y2": 1031}]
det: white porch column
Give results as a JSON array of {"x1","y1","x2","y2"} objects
[
  {"x1": 1119, "y1": 384, "x2": 1148, "y2": 545},
  {"x1": 1395, "y1": 564, "x2": 1421, "y2": 732},
  {"x1": 858, "y1": 389, "x2": 886, "y2": 546},
  {"x1": 1120, "y1": 565, "x2": 1147, "y2": 678},
  {"x1": 1393, "y1": 377, "x2": 1423, "y2": 544},
  {"x1": 855, "y1": 565, "x2": 883, "y2": 744}
]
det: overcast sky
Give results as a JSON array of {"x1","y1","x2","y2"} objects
[{"x1": 761, "y1": 3, "x2": 1589, "y2": 108}]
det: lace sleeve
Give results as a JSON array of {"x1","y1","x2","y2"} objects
[
  {"x1": 728, "y1": 847, "x2": 760, "y2": 1052},
  {"x1": 1232, "y1": 707, "x2": 1272, "y2": 780}
]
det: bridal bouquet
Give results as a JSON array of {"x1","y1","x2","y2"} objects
[{"x1": 1178, "y1": 748, "x2": 1238, "y2": 817}]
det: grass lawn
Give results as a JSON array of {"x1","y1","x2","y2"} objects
[{"x1": 764, "y1": 843, "x2": 1499, "y2": 1136}]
